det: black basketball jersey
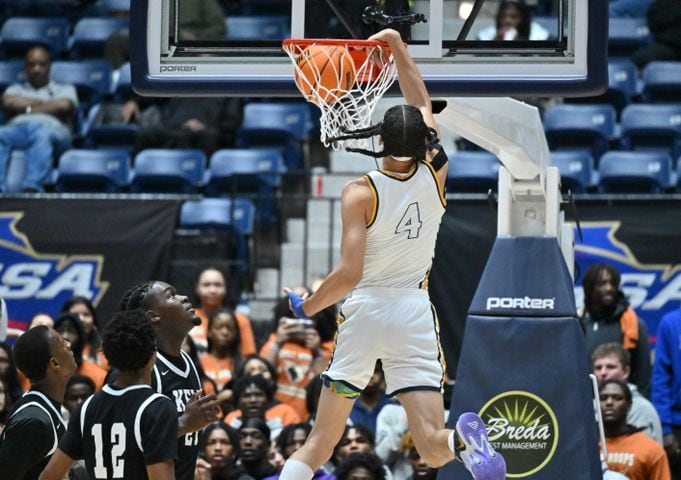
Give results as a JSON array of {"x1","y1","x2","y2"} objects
[
  {"x1": 151, "y1": 350, "x2": 203, "y2": 480},
  {"x1": 0, "y1": 390, "x2": 67, "y2": 480},
  {"x1": 59, "y1": 384, "x2": 177, "y2": 479}
]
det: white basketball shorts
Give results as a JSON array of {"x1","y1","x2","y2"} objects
[{"x1": 322, "y1": 287, "x2": 446, "y2": 398}]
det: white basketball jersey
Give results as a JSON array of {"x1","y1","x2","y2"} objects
[{"x1": 356, "y1": 160, "x2": 446, "y2": 289}]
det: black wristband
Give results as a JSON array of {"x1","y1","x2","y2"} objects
[{"x1": 430, "y1": 146, "x2": 448, "y2": 171}]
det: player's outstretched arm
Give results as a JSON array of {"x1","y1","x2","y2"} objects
[
  {"x1": 369, "y1": 29, "x2": 438, "y2": 134},
  {"x1": 38, "y1": 449, "x2": 75, "y2": 480},
  {"x1": 285, "y1": 178, "x2": 371, "y2": 318}
]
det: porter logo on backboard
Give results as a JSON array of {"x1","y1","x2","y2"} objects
[{"x1": 479, "y1": 391, "x2": 559, "y2": 478}]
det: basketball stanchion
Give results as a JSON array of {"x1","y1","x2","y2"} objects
[{"x1": 282, "y1": 38, "x2": 397, "y2": 150}]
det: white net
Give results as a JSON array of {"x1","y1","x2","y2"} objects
[{"x1": 282, "y1": 40, "x2": 397, "y2": 151}]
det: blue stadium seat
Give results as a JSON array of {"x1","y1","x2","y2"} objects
[
  {"x1": 236, "y1": 102, "x2": 317, "y2": 170},
  {"x1": 130, "y1": 149, "x2": 206, "y2": 194},
  {"x1": 641, "y1": 62, "x2": 681, "y2": 104},
  {"x1": 225, "y1": 15, "x2": 289, "y2": 40},
  {"x1": 446, "y1": 151, "x2": 500, "y2": 193},
  {"x1": 563, "y1": 59, "x2": 638, "y2": 116},
  {"x1": 543, "y1": 104, "x2": 616, "y2": 163},
  {"x1": 69, "y1": 18, "x2": 129, "y2": 59},
  {"x1": 0, "y1": 60, "x2": 24, "y2": 92},
  {"x1": 82, "y1": 63, "x2": 135, "y2": 148},
  {"x1": 619, "y1": 104, "x2": 681, "y2": 163},
  {"x1": 50, "y1": 60, "x2": 113, "y2": 112},
  {"x1": 206, "y1": 148, "x2": 283, "y2": 194},
  {"x1": 0, "y1": 17, "x2": 70, "y2": 58},
  {"x1": 179, "y1": 197, "x2": 256, "y2": 272},
  {"x1": 608, "y1": 18, "x2": 651, "y2": 57},
  {"x1": 97, "y1": 0, "x2": 130, "y2": 15},
  {"x1": 598, "y1": 151, "x2": 671, "y2": 194},
  {"x1": 607, "y1": 58, "x2": 639, "y2": 113},
  {"x1": 206, "y1": 148, "x2": 284, "y2": 226},
  {"x1": 55, "y1": 149, "x2": 130, "y2": 193},
  {"x1": 550, "y1": 151, "x2": 594, "y2": 194}
]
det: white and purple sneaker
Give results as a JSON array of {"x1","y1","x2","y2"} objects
[{"x1": 455, "y1": 412, "x2": 506, "y2": 480}]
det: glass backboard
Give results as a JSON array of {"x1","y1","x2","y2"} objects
[{"x1": 131, "y1": 0, "x2": 607, "y2": 97}]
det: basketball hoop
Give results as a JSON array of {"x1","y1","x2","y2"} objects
[{"x1": 282, "y1": 39, "x2": 397, "y2": 151}]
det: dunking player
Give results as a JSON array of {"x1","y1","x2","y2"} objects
[
  {"x1": 114, "y1": 281, "x2": 221, "y2": 480},
  {"x1": 279, "y1": 29, "x2": 506, "y2": 480},
  {"x1": 40, "y1": 309, "x2": 178, "y2": 480}
]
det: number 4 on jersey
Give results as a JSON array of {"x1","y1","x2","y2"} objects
[{"x1": 395, "y1": 202, "x2": 422, "y2": 239}]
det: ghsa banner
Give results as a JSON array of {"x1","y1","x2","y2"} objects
[
  {"x1": 0, "y1": 212, "x2": 107, "y2": 332},
  {"x1": 0, "y1": 198, "x2": 180, "y2": 333},
  {"x1": 574, "y1": 221, "x2": 681, "y2": 345}
]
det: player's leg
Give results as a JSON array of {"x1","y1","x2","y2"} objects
[
  {"x1": 397, "y1": 390, "x2": 453, "y2": 466},
  {"x1": 399, "y1": 390, "x2": 506, "y2": 479},
  {"x1": 279, "y1": 386, "x2": 355, "y2": 480}
]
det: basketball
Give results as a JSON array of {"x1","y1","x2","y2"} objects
[{"x1": 294, "y1": 45, "x2": 356, "y2": 105}]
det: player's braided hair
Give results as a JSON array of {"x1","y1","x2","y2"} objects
[
  {"x1": 119, "y1": 281, "x2": 155, "y2": 311},
  {"x1": 102, "y1": 309, "x2": 157, "y2": 373},
  {"x1": 327, "y1": 104, "x2": 439, "y2": 160}
]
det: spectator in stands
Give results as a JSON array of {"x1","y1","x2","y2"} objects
[
  {"x1": 652, "y1": 305, "x2": 681, "y2": 480},
  {"x1": 260, "y1": 292, "x2": 336, "y2": 421},
  {"x1": 239, "y1": 417, "x2": 279, "y2": 479},
  {"x1": 350, "y1": 361, "x2": 394, "y2": 435},
  {"x1": 191, "y1": 266, "x2": 256, "y2": 356},
  {"x1": 263, "y1": 423, "x2": 334, "y2": 480},
  {"x1": 201, "y1": 308, "x2": 242, "y2": 410},
  {"x1": 62, "y1": 374, "x2": 95, "y2": 416},
  {"x1": 0, "y1": 342, "x2": 23, "y2": 402},
  {"x1": 60, "y1": 296, "x2": 103, "y2": 367},
  {"x1": 580, "y1": 263, "x2": 652, "y2": 397},
  {"x1": 333, "y1": 424, "x2": 377, "y2": 466},
  {"x1": 0, "y1": 46, "x2": 77, "y2": 192},
  {"x1": 599, "y1": 379, "x2": 671, "y2": 479},
  {"x1": 28, "y1": 313, "x2": 54, "y2": 329},
  {"x1": 53, "y1": 313, "x2": 107, "y2": 391},
  {"x1": 201, "y1": 308, "x2": 242, "y2": 385},
  {"x1": 592, "y1": 342, "x2": 663, "y2": 445},
  {"x1": 401, "y1": 431, "x2": 438, "y2": 480},
  {"x1": 329, "y1": 424, "x2": 393, "y2": 479},
  {"x1": 195, "y1": 421, "x2": 254, "y2": 480},
  {"x1": 225, "y1": 374, "x2": 300, "y2": 439},
  {"x1": 477, "y1": 0, "x2": 550, "y2": 41},
  {"x1": 334, "y1": 452, "x2": 387, "y2": 480},
  {"x1": 237, "y1": 355, "x2": 278, "y2": 386},
  {"x1": 631, "y1": 0, "x2": 681, "y2": 68},
  {"x1": 375, "y1": 403, "x2": 411, "y2": 480},
  {"x1": 610, "y1": 0, "x2": 652, "y2": 18},
  {"x1": 130, "y1": 96, "x2": 243, "y2": 156},
  {"x1": 0, "y1": 379, "x2": 12, "y2": 436},
  {"x1": 0, "y1": 326, "x2": 76, "y2": 479}
]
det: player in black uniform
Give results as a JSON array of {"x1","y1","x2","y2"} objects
[
  {"x1": 0, "y1": 326, "x2": 76, "y2": 480},
  {"x1": 118, "y1": 280, "x2": 221, "y2": 480},
  {"x1": 40, "y1": 309, "x2": 178, "y2": 480}
]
